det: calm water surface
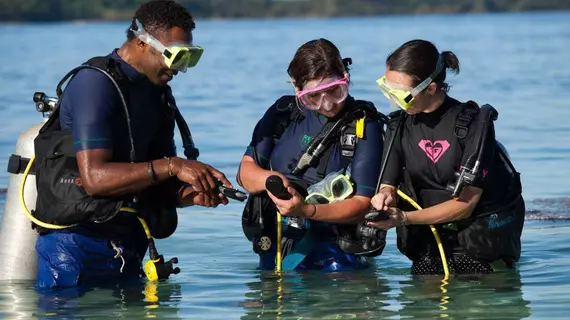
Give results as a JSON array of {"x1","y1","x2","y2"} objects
[{"x1": 0, "y1": 11, "x2": 569, "y2": 319}]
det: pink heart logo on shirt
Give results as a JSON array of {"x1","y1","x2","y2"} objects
[{"x1": 418, "y1": 140, "x2": 450, "y2": 164}]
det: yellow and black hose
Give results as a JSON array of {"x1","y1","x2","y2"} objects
[
  {"x1": 19, "y1": 154, "x2": 177, "y2": 282},
  {"x1": 396, "y1": 189, "x2": 450, "y2": 279},
  {"x1": 20, "y1": 155, "x2": 73, "y2": 229}
]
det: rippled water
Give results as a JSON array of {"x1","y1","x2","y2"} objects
[{"x1": 0, "y1": 11, "x2": 569, "y2": 319}]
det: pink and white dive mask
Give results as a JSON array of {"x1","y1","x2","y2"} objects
[{"x1": 295, "y1": 75, "x2": 349, "y2": 111}]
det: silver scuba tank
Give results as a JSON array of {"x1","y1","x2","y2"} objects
[{"x1": 0, "y1": 93, "x2": 55, "y2": 281}]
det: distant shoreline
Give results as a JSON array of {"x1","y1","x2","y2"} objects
[{"x1": 1, "y1": 8, "x2": 568, "y2": 25}]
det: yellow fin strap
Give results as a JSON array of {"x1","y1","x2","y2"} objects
[{"x1": 356, "y1": 118, "x2": 365, "y2": 139}]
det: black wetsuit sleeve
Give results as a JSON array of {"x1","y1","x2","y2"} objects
[
  {"x1": 461, "y1": 118, "x2": 497, "y2": 189},
  {"x1": 380, "y1": 121, "x2": 404, "y2": 187},
  {"x1": 350, "y1": 118, "x2": 384, "y2": 197}
]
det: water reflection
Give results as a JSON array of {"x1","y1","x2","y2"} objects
[
  {"x1": 241, "y1": 266, "x2": 396, "y2": 320},
  {"x1": 32, "y1": 280, "x2": 183, "y2": 319},
  {"x1": 0, "y1": 281, "x2": 38, "y2": 320},
  {"x1": 239, "y1": 266, "x2": 531, "y2": 320},
  {"x1": 396, "y1": 270, "x2": 531, "y2": 319}
]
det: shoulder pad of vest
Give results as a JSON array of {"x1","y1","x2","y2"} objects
[
  {"x1": 354, "y1": 99, "x2": 376, "y2": 112},
  {"x1": 353, "y1": 99, "x2": 389, "y2": 124},
  {"x1": 55, "y1": 56, "x2": 123, "y2": 99},
  {"x1": 455, "y1": 100, "x2": 480, "y2": 139},
  {"x1": 271, "y1": 95, "x2": 296, "y2": 113},
  {"x1": 82, "y1": 56, "x2": 124, "y2": 81},
  {"x1": 460, "y1": 100, "x2": 480, "y2": 111},
  {"x1": 269, "y1": 95, "x2": 301, "y2": 141},
  {"x1": 386, "y1": 110, "x2": 405, "y2": 131},
  {"x1": 389, "y1": 109, "x2": 403, "y2": 118},
  {"x1": 388, "y1": 109, "x2": 404, "y2": 121},
  {"x1": 83, "y1": 56, "x2": 111, "y2": 68}
]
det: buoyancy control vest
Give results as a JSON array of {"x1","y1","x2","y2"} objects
[
  {"x1": 240, "y1": 95, "x2": 390, "y2": 257},
  {"x1": 390, "y1": 101, "x2": 525, "y2": 264},
  {"x1": 26, "y1": 56, "x2": 198, "y2": 238}
]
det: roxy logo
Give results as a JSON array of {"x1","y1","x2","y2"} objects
[
  {"x1": 418, "y1": 140, "x2": 450, "y2": 164},
  {"x1": 488, "y1": 213, "x2": 515, "y2": 229}
]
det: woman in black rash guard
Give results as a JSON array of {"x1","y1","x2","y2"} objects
[{"x1": 368, "y1": 39, "x2": 525, "y2": 275}]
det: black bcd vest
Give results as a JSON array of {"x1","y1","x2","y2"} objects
[
  {"x1": 27, "y1": 56, "x2": 197, "y2": 238},
  {"x1": 240, "y1": 95, "x2": 390, "y2": 257},
  {"x1": 389, "y1": 101, "x2": 525, "y2": 264}
]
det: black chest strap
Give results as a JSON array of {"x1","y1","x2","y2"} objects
[
  {"x1": 306, "y1": 100, "x2": 387, "y2": 180},
  {"x1": 454, "y1": 100, "x2": 480, "y2": 147}
]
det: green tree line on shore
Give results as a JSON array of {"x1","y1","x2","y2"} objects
[{"x1": 1, "y1": 0, "x2": 569, "y2": 22}]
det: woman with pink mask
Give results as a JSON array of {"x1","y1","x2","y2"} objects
[{"x1": 237, "y1": 39, "x2": 387, "y2": 272}]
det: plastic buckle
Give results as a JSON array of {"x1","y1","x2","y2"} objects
[
  {"x1": 454, "y1": 112, "x2": 472, "y2": 139},
  {"x1": 454, "y1": 125, "x2": 469, "y2": 139}
]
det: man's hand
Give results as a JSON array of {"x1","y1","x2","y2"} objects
[
  {"x1": 177, "y1": 185, "x2": 229, "y2": 208},
  {"x1": 173, "y1": 158, "x2": 233, "y2": 192},
  {"x1": 191, "y1": 191, "x2": 229, "y2": 208}
]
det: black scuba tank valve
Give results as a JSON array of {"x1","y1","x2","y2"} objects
[
  {"x1": 445, "y1": 166, "x2": 477, "y2": 197},
  {"x1": 33, "y1": 92, "x2": 58, "y2": 114},
  {"x1": 446, "y1": 104, "x2": 499, "y2": 197}
]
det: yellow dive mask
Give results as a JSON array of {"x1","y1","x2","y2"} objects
[
  {"x1": 376, "y1": 54, "x2": 444, "y2": 110},
  {"x1": 130, "y1": 19, "x2": 203, "y2": 73}
]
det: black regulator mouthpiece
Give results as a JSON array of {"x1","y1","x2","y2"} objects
[
  {"x1": 144, "y1": 238, "x2": 180, "y2": 282},
  {"x1": 265, "y1": 175, "x2": 292, "y2": 200},
  {"x1": 216, "y1": 180, "x2": 248, "y2": 202}
]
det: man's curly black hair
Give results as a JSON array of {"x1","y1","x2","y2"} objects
[{"x1": 126, "y1": 0, "x2": 196, "y2": 41}]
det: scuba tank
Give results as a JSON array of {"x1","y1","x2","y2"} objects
[{"x1": 0, "y1": 93, "x2": 54, "y2": 281}]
